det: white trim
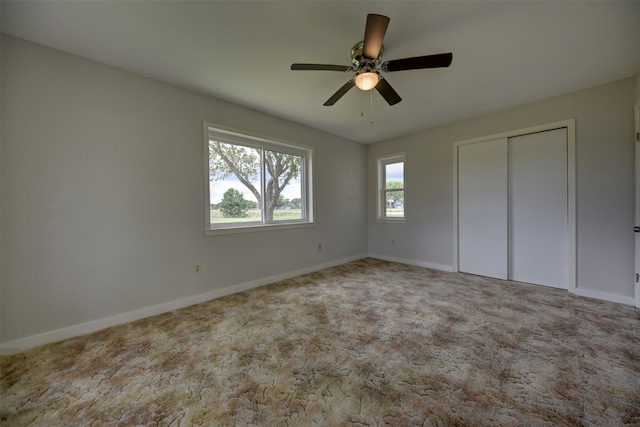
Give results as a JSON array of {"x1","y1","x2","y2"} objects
[
  {"x1": 574, "y1": 288, "x2": 636, "y2": 307},
  {"x1": 452, "y1": 119, "x2": 577, "y2": 293},
  {"x1": 567, "y1": 122, "x2": 577, "y2": 295},
  {"x1": 0, "y1": 254, "x2": 367, "y2": 354},
  {"x1": 203, "y1": 121, "x2": 315, "y2": 236},
  {"x1": 368, "y1": 253, "x2": 454, "y2": 272},
  {"x1": 205, "y1": 122, "x2": 314, "y2": 155},
  {"x1": 634, "y1": 100, "x2": 640, "y2": 309},
  {"x1": 369, "y1": 254, "x2": 634, "y2": 306},
  {"x1": 376, "y1": 152, "x2": 406, "y2": 222},
  {"x1": 206, "y1": 221, "x2": 316, "y2": 236}
]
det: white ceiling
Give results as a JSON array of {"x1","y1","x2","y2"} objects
[{"x1": 2, "y1": 1, "x2": 639, "y2": 144}]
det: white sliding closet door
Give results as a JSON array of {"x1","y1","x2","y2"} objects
[
  {"x1": 509, "y1": 128, "x2": 568, "y2": 289},
  {"x1": 458, "y1": 139, "x2": 508, "y2": 279}
]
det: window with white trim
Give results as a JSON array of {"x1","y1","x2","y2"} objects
[
  {"x1": 205, "y1": 124, "x2": 314, "y2": 234},
  {"x1": 377, "y1": 153, "x2": 405, "y2": 220}
]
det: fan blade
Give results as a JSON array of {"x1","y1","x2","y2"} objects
[
  {"x1": 362, "y1": 14, "x2": 390, "y2": 60},
  {"x1": 291, "y1": 63, "x2": 353, "y2": 72},
  {"x1": 323, "y1": 80, "x2": 356, "y2": 106},
  {"x1": 382, "y1": 52, "x2": 453, "y2": 72},
  {"x1": 375, "y1": 77, "x2": 402, "y2": 105}
]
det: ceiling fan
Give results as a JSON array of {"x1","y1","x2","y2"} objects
[{"x1": 291, "y1": 13, "x2": 453, "y2": 106}]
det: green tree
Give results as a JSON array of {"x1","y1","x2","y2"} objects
[
  {"x1": 209, "y1": 141, "x2": 300, "y2": 221},
  {"x1": 277, "y1": 195, "x2": 289, "y2": 209},
  {"x1": 386, "y1": 181, "x2": 404, "y2": 205},
  {"x1": 218, "y1": 188, "x2": 250, "y2": 218}
]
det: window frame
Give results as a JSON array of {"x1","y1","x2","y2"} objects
[
  {"x1": 377, "y1": 153, "x2": 406, "y2": 222},
  {"x1": 204, "y1": 123, "x2": 314, "y2": 236}
]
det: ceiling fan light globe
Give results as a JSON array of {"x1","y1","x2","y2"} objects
[{"x1": 355, "y1": 72, "x2": 379, "y2": 91}]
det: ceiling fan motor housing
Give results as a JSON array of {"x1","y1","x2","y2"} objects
[{"x1": 350, "y1": 41, "x2": 383, "y2": 72}]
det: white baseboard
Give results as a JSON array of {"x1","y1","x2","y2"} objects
[
  {"x1": 574, "y1": 287, "x2": 636, "y2": 306},
  {"x1": 4, "y1": 253, "x2": 630, "y2": 353},
  {"x1": 367, "y1": 253, "x2": 454, "y2": 272},
  {"x1": 370, "y1": 253, "x2": 636, "y2": 307},
  {"x1": 0, "y1": 254, "x2": 368, "y2": 354}
]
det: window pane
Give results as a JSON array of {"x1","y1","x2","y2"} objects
[
  {"x1": 206, "y1": 124, "x2": 313, "y2": 234},
  {"x1": 385, "y1": 162, "x2": 404, "y2": 188},
  {"x1": 385, "y1": 190, "x2": 404, "y2": 217},
  {"x1": 209, "y1": 141, "x2": 262, "y2": 226},
  {"x1": 377, "y1": 154, "x2": 405, "y2": 221},
  {"x1": 264, "y1": 150, "x2": 303, "y2": 222}
]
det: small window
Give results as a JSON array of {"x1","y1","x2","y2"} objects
[
  {"x1": 205, "y1": 124, "x2": 314, "y2": 235},
  {"x1": 377, "y1": 153, "x2": 405, "y2": 220}
]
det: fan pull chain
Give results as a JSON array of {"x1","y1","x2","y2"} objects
[
  {"x1": 370, "y1": 89, "x2": 374, "y2": 125},
  {"x1": 360, "y1": 89, "x2": 374, "y2": 124}
]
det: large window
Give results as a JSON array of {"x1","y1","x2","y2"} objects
[
  {"x1": 205, "y1": 124, "x2": 314, "y2": 235},
  {"x1": 377, "y1": 153, "x2": 405, "y2": 220}
]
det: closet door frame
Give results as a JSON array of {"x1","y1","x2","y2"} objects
[{"x1": 452, "y1": 119, "x2": 576, "y2": 294}]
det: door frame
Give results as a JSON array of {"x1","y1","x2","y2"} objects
[
  {"x1": 634, "y1": 101, "x2": 639, "y2": 309},
  {"x1": 452, "y1": 118, "x2": 576, "y2": 294}
]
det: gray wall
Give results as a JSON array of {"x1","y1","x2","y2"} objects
[
  {"x1": 2, "y1": 33, "x2": 636, "y2": 349},
  {"x1": 1, "y1": 36, "x2": 368, "y2": 346},
  {"x1": 368, "y1": 77, "x2": 636, "y2": 301}
]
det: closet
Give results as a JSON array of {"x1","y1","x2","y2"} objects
[{"x1": 457, "y1": 127, "x2": 568, "y2": 289}]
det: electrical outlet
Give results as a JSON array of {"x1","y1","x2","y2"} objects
[
  {"x1": 193, "y1": 264, "x2": 201, "y2": 274},
  {"x1": 317, "y1": 243, "x2": 322, "y2": 251}
]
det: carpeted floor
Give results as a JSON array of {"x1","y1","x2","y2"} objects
[{"x1": 1, "y1": 258, "x2": 639, "y2": 426}]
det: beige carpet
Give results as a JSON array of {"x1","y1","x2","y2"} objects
[{"x1": 1, "y1": 258, "x2": 639, "y2": 426}]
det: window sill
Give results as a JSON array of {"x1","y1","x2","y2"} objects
[
  {"x1": 205, "y1": 221, "x2": 316, "y2": 236},
  {"x1": 376, "y1": 218, "x2": 407, "y2": 223}
]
